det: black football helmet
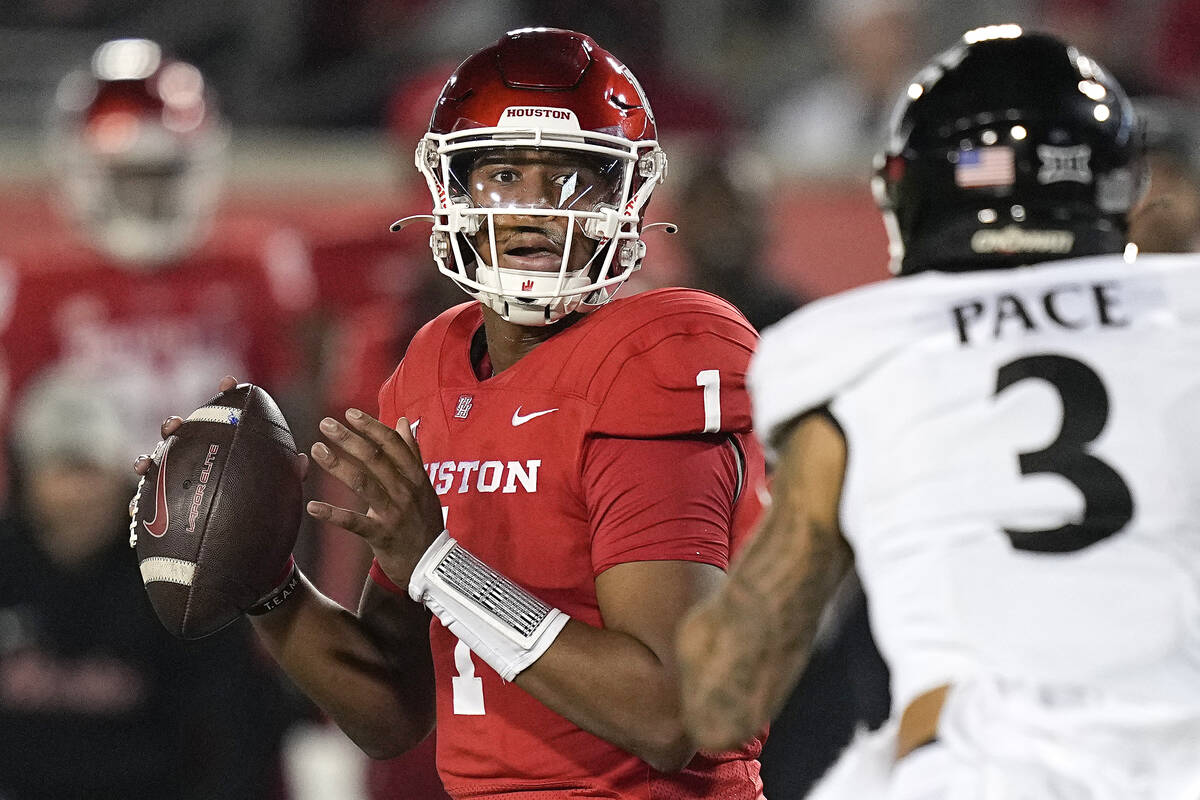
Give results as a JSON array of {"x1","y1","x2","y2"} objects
[{"x1": 874, "y1": 26, "x2": 1144, "y2": 276}]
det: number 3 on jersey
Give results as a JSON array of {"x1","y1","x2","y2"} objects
[{"x1": 994, "y1": 354, "x2": 1134, "y2": 553}]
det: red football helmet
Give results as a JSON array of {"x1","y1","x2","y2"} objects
[
  {"x1": 48, "y1": 38, "x2": 228, "y2": 267},
  {"x1": 398, "y1": 28, "x2": 669, "y2": 325}
]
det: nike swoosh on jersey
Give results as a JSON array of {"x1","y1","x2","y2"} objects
[
  {"x1": 511, "y1": 406, "x2": 559, "y2": 426},
  {"x1": 143, "y1": 441, "x2": 173, "y2": 538}
]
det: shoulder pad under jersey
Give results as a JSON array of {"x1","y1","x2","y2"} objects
[
  {"x1": 377, "y1": 301, "x2": 476, "y2": 425},
  {"x1": 750, "y1": 253, "x2": 1195, "y2": 456},
  {"x1": 750, "y1": 277, "x2": 944, "y2": 457},
  {"x1": 562, "y1": 288, "x2": 759, "y2": 437}
]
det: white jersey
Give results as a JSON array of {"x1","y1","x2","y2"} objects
[{"x1": 750, "y1": 253, "x2": 1200, "y2": 717}]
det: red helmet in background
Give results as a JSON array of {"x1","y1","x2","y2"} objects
[
  {"x1": 47, "y1": 38, "x2": 229, "y2": 267},
  {"x1": 401, "y1": 27, "x2": 669, "y2": 325}
]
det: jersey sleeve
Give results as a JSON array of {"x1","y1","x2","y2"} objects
[
  {"x1": 587, "y1": 292, "x2": 758, "y2": 438},
  {"x1": 749, "y1": 277, "x2": 942, "y2": 458},
  {"x1": 584, "y1": 434, "x2": 740, "y2": 575}
]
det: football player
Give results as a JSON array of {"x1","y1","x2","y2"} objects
[
  {"x1": 143, "y1": 28, "x2": 768, "y2": 799},
  {"x1": 677, "y1": 26, "x2": 1200, "y2": 799},
  {"x1": 1, "y1": 38, "x2": 313, "y2": 474}
]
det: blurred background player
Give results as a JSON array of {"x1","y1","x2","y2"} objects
[
  {"x1": 671, "y1": 146, "x2": 893, "y2": 799},
  {"x1": 0, "y1": 369, "x2": 298, "y2": 800},
  {"x1": 679, "y1": 26, "x2": 1200, "y2": 800},
  {"x1": 760, "y1": 0, "x2": 923, "y2": 179},
  {"x1": 48, "y1": 38, "x2": 225, "y2": 266},
  {"x1": 1129, "y1": 95, "x2": 1200, "y2": 254},
  {"x1": 0, "y1": 37, "x2": 315, "y2": 479},
  {"x1": 671, "y1": 148, "x2": 805, "y2": 331},
  {"x1": 0, "y1": 37, "x2": 321, "y2": 799}
]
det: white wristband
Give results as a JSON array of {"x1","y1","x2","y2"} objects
[{"x1": 409, "y1": 531, "x2": 569, "y2": 681}]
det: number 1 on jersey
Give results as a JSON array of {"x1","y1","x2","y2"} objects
[
  {"x1": 452, "y1": 639, "x2": 485, "y2": 715},
  {"x1": 444, "y1": 505, "x2": 484, "y2": 715},
  {"x1": 697, "y1": 369, "x2": 721, "y2": 433}
]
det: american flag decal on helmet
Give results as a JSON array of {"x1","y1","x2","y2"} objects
[{"x1": 955, "y1": 146, "x2": 1015, "y2": 188}]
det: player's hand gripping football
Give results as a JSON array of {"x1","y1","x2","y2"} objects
[
  {"x1": 306, "y1": 406, "x2": 444, "y2": 589},
  {"x1": 132, "y1": 375, "x2": 311, "y2": 482}
]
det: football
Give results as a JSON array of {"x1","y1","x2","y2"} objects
[{"x1": 130, "y1": 383, "x2": 303, "y2": 639}]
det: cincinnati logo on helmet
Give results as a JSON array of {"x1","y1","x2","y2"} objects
[{"x1": 971, "y1": 225, "x2": 1075, "y2": 254}]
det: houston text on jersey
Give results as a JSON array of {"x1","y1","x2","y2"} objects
[{"x1": 425, "y1": 460, "x2": 540, "y2": 496}]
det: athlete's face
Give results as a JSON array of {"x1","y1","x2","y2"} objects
[{"x1": 461, "y1": 148, "x2": 621, "y2": 273}]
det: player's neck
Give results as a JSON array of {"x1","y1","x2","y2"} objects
[{"x1": 479, "y1": 306, "x2": 581, "y2": 375}]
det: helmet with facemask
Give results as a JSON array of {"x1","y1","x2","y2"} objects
[
  {"x1": 874, "y1": 26, "x2": 1143, "y2": 276},
  {"x1": 47, "y1": 38, "x2": 229, "y2": 267},
  {"x1": 398, "y1": 27, "x2": 668, "y2": 325}
]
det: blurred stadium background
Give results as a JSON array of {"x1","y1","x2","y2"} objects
[
  {"x1": 0, "y1": 1, "x2": 1196, "y2": 799},
  {"x1": 2, "y1": 0, "x2": 1197, "y2": 297}
]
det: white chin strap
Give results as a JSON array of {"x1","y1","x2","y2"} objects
[
  {"x1": 474, "y1": 262, "x2": 595, "y2": 326},
  {"x1": 89, "y1": 217, "x2": 203, "y2": 267}
]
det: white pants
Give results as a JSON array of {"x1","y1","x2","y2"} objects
[{"x1": 886, "y1": 680, "x2": 1200, "y2": 800}]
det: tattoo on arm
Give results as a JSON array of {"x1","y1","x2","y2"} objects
[{"x1": 678, "y1": 412, "x2": 852, "y2": 749}]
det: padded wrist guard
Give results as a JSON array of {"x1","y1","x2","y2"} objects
[{"x1": 408, "y1": 531, "x2": 568, "y2": 681}]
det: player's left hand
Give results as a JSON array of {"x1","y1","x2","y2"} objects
[{"x1": 307, "y1": 409, "x2": 443, "y2": 589}]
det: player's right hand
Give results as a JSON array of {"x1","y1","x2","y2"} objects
[
  {"x1": 133, "y1": 375, "x2": 237, "y2": 478},
  {"x1": 131, "y1": 375, "x2": 309, "y2": 482}
]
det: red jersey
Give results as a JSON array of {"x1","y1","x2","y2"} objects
[
  {"x1": 375, "y1": 288, "x2": 765, "y2": 799},
  {"x1": 0, "y1": 218, "x2": 313, "y2": 458}
]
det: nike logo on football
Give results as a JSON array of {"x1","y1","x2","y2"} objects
[
  {"x1": 511, "y1": 406, "x2": 558, "y2": 426},
  {"x1": 143, "y1": 440, "x2": 173, "y2": 538}
]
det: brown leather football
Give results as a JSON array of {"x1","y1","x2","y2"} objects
[{"x1": 130, "y1": 383, "x2": 302, "y2": 639}]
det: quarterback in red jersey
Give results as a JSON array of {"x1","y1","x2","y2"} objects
[
  {"x1": 140, "y1": 27, "x2": 766, "y2": 799},
  {"x1": 367, "y1": 285, "x2": 764, "y2": 797}
]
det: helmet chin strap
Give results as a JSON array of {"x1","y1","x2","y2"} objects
[
  {"x1": 90, "y1": 217, "x2": 203, "y2": 268},
  {"x1": 473, "y1": 262, "x2": 593, "y2": 325}
]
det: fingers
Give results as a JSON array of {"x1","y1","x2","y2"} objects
[
  {"x1": 345, "y1": 408, "x2": 423, "y2": 475},
  {"x1": 310, "y1": 440, "x2": 400, "y2": 515},
  {"x1": 294, "y1": 452, "x2": 309, "y2": 481},
  {"x1": 306, "y1": 500, "x2": 373, "y2": 536},
  {"x1": 138, "y1": 375, "x2": 237, "y2": 479},
  {"x1": 316, "y1": 416, "x2": 403, "y2": 485},
  {"x1": 310, "y1": 409, "x2": 439, "y2": 532},
  {"x1": 318, "y1": 411, "x2": 422, "y2": 491}
]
